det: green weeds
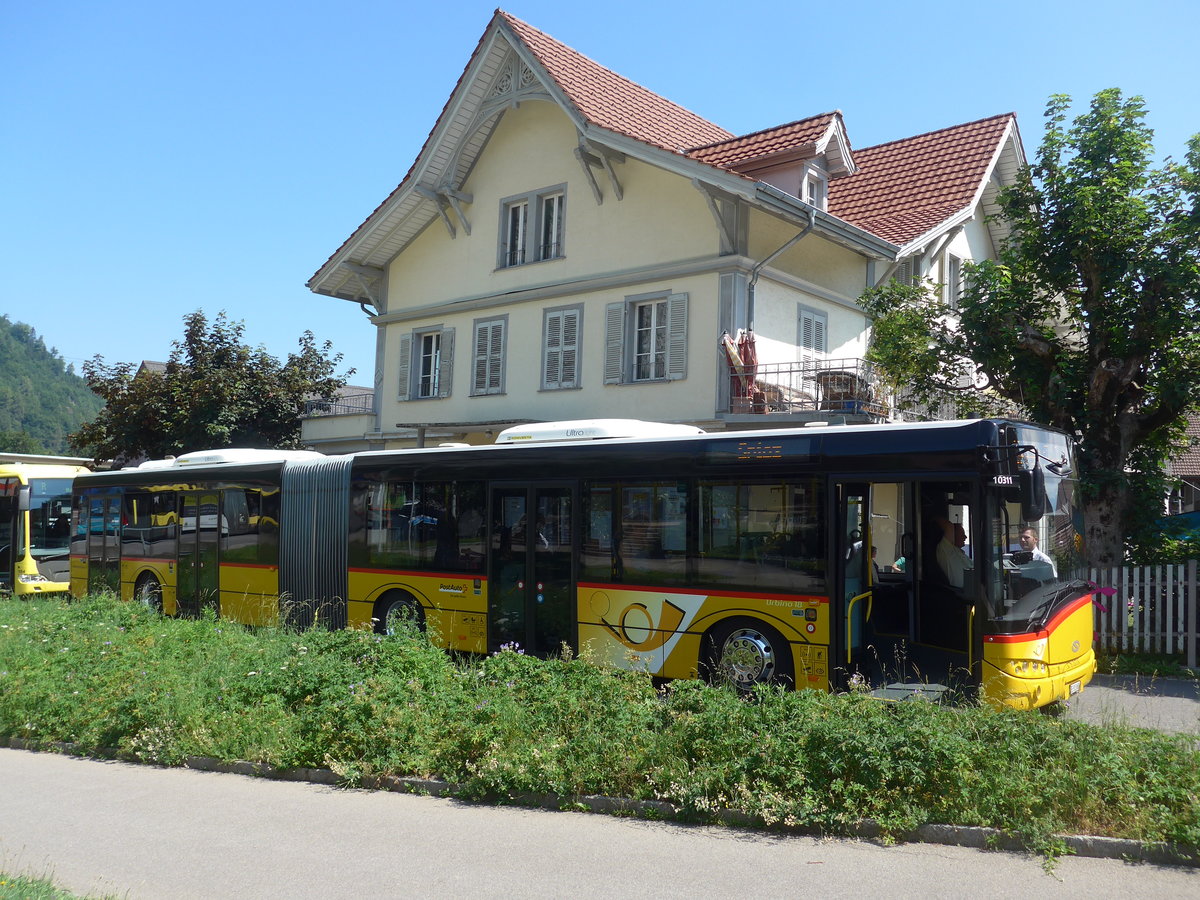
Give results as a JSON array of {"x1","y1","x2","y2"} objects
[{"x1": 2, "y1": 595, "x2": 1198, "y2": 855}]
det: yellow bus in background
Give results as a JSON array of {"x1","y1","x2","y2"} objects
[{"x1": 1, "y1": 461, "x2": 89, "y2": 596}]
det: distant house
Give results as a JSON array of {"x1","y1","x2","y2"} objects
[
  {"x1": 1166, "y1": 416, "x2": 1200, "y2": 514},
  {"x1": 304, "y1": 11, "x2": 1027, "y2": 451}
]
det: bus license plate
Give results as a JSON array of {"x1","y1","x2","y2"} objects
[{"x1": 1069, "y1": 680, "x2": 1081, "y2": 696}]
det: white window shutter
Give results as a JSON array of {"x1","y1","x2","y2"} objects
[
  {"x1": 798, "y1": 307, "x2": 827, "y2": 365},
  {"x1": 397, "y1": 333, "x2": 412, "y2": 401},
  {"x1": 438, "y1": 328, "x2": 454, "y2": 398},
  {"x1": 604, "y1": 302, "x2": 624, "y2": 384},
  {"x1": 560, "y1": 309, "x2": 578, "y2": 387},
  {"x1": 665, "y1": 292, "x2": 688, "y2": 381}
]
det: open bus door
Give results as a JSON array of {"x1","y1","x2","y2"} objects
[
  {"x1": 836, "y1": 482, "x2": 872, "y2": 680},
  {"x1": 836, "y1": 480, "x2": 978, "y2": 701},
  {"x1": 488, "y1": 484, "x2": 575, "y2": 657}
]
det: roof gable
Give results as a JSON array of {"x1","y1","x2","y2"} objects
[
  {"x1": 827, "y1": 114, "x2": 1016, "y2": 247},
  {"x1": 500, "y1": 12, "x2": 732, "y2": 152},
  {"x1": 687, "y1": 112, "x2": 855, "y2": 178},
  {"x1": 308, "y1": 12, "x2": 1025, "y2": 304}
]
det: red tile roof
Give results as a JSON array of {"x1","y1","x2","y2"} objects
[
  {"x1": 500, "y1": 12, "x2": 733, "y2": 152},
  {"x1": 1169, "y1": 416, "x2": 1200, "y2": 479},
  {"x1": 827, "y1": 113, "x2": 1014, "y2": 245},
  {"x1": 314, "y1": 11, "x2": 1019, "y2": 290},
  {"x1": 686, "y1": 113, "x2": 839, "y2": 169}
]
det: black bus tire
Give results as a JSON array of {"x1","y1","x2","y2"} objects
[
  {"x1": 135, "y1": 574, "x2": 163, "y2": 614},
  {"x1": 703, "y1": 618, "x2": 794, "y2": 690},
  {"x1": 374, "y1": 592, "x2": 426, "y2": 636}
]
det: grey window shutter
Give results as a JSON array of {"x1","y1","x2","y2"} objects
[
  {"x1": 474, "y1": 320, "x2": 505, "y2": 394},
  {"x1": 665, "y1": 292, "x2": 688, "y2": 381},
  {"x1": 397, "y1": 333, "x2": 412, "y2": 401},
  {"x1": 604, "y1": 302, "x2": 624, "y2": 384},
  {"x1": 438, "y1": 328, "x2": 454, "y2": 398},
  {"x1": 544, "y1": 308, "x2": 579, "y2": 389},
  {"x1": 560, "y1": 309, "x2": 578, "y2": 388}
]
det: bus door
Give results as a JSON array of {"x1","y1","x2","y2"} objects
[
  {"x1": 86, "y1": 492, "x2": 122, "y2": 595},
  {"x1": 488, "y1": 484, "x2": 575, "y2": 656},
  {"x1": 177, "y1": 491, "x2": 220, "y2": 617},
  {"x1": 0, "y1": 477, "x2": 16, "y2": 589},
  {"x1": 835, "y1": 483, "x2": 872, "y2": 677},
  {"x1": 835, "y1": 481, "x2": 918, "y2": 686}
]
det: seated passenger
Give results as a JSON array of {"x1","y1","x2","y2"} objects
[{"x1": 935, "y1": 517, "x2": 973, "y2": 592}]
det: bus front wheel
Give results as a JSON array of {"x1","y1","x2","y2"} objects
[
  {"x1": 135, "y1": 575, "x2": 163, "y2": 614},
  {"x1": 704, "y1": 619, "x2": 794, "y2": 690},
  {"x1": 374, "y1": 593, "x2": 426, "y2": 636}
]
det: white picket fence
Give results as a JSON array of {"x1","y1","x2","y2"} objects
[{"x1": 1087, "y1": 561, "x2": 1199, "y2": 667}]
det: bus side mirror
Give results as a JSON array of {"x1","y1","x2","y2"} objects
[
  {"x1": 1020, "y1": 466, "x2": 1046, "y2": 521},
  {"x1": 17, "y1": 486, "x2": 31, "y2": 512}
]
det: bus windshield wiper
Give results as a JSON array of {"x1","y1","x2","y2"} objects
[{"x1": 1027, "y1": 580, "x2": 1092, "y2": 623}]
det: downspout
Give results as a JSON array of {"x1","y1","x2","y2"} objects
[{"x1": 747, "y1": 206, "x2": 817, "y2": 331}]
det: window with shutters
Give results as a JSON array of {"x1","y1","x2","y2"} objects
[
  {"x1": 542, "y1": 306, "x2": 581, "y2": 390},
  {"x1": 470, "y1": 316, "x2": 507, "y2": 396},
  {"x1": 944, "y1": 253, "x2": 963, "y2": 311},
  {"x1": 397, "y1": 326, "x2": 455, "y2": 401},
  {"x1": 499, "y1": 185, "x2": 565, "y2": 268},
  {"x1": 418, "y1": 332, "x2": 441, "y2": 398},
  {"x1": 603, "y1": 292, "x2": 688, "y2": 385},
  {"x1": 797, "y1": 306, "x2": 828, "y2": 395},
  {"x1": 891, "y1": 258, "x2": 919, "y2": 286}
]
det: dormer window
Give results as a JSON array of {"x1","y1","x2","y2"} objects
[
  {"x1": 804, "y1": 173, "x2": 827, "y2": 209},
  {"x1": 499, "y1": 185, "x2": 566, "y2": 268}
]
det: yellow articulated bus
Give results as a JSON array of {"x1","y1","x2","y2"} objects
[
  {"x1": 1, "y1": 461, "x2": 89, "y2": 596},
  {"x1": 69, "y1": 418, "x2": 1096, "y2": 710}
]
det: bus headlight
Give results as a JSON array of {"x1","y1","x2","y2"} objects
[
  {"x1": 18, "y1": 573, "x2": 49, "y2": 583},
  {"x1": 1006, "y1": 659, "x2": 1048, "y2": 677}
]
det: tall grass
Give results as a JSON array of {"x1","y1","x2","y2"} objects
[{"x1": 2, "y1": 594, "x2": 1197, "y2": 854}]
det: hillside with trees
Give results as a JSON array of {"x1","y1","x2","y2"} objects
[{"x1": 0, "y1": 315, "x2": 103, "y2": 454}]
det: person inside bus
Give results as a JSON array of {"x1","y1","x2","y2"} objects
[
  {"x1": 935, "y1": 517, "x2": 973, "y2": 592},
  {"x1": 1012, "y1": 527, "x2": 1056, "y2": 583}
]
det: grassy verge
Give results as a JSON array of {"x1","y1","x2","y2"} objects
[
  {"x1": 2, "y1": 594, "x2": 1198, "y2": 857},
  {"x1": 0, "y1": 873, "x2": 102, "y2": 899},
  {"x1": 1096, "y1": 651, "x2": 1199, "y2": 680}
]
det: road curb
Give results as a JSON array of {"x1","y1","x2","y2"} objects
[{"x1": 6, "y1": 738, "x2": 1197, "y2": 867}]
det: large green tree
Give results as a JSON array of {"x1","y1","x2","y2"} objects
[
  {"x1": 70, "y1": 311, "x2": 352, "y2": 463},
  {"x1": 860, "y1": 90, "x2": 1200, "y2": 566}
]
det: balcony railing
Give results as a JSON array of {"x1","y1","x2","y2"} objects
[
  {"x1": 303, "y1": 392, "x2": 375, "y2": 418},
  {"x1": 724, "y1": 358, "x2": 1004, "y2": 423},
  {"x1": 726, "y1": 357, "x2": 890, "y2": 418}
]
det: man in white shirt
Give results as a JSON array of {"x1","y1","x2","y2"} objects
[
  {"x1": 1015, "y1": 527, "x2": 1057, "y2": 583},
  {"x1": 935, "y1": 518, "x2": 973, "y2": 591}
]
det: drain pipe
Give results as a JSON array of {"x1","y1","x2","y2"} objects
[{"x1": 747, "y1": 206, "x2": 817, "y2": 330}]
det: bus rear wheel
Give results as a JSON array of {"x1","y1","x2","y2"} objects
[
  {"x1": 135, "y1": 575, "x2": 163, "y2": 614},
  {"x1": 704, "y1": 619, "x2": 793, "y2": 690},
  {"x1": 374, "y1": 593, "x2": 426, "y2": 636}
]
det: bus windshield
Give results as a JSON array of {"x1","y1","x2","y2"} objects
[
  {"x1": 26, "y1": 478, "x2": 74, "y2": 559},
  {"x1": 983, "y1": 428, "x2": 1085, "y2": 634}
]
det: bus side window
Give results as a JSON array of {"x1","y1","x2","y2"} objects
[{"x1": 581, "y1": 484, "x2": 613, "y2": 582}]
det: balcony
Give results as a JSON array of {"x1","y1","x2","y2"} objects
[
  {"x1": 721, "y1": 357, "x2": 986, "y2": 425},
  {"x1": 303, "y1": 391, "x2": 375, "y2": 418}
]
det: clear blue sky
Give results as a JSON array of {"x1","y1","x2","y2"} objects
[{"x1": 3, "y1": 0, "x2": 1196, "y2": 384}]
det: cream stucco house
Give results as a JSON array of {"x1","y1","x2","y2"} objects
[{"x1": 304, "y1": 11, "x2": 1026, "y2": 451}]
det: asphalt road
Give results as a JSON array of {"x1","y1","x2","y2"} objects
[
  {"x1": 1064, "y1": 673, "x2": 1200, "y2": 735},
  {"x1": 2, "y1": 748, "x2": 1197, "y2": 900}
]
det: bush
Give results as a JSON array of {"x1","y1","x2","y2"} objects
[{"x1": 1, "y1": 594, "x2": 1197, "y2": 852}]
